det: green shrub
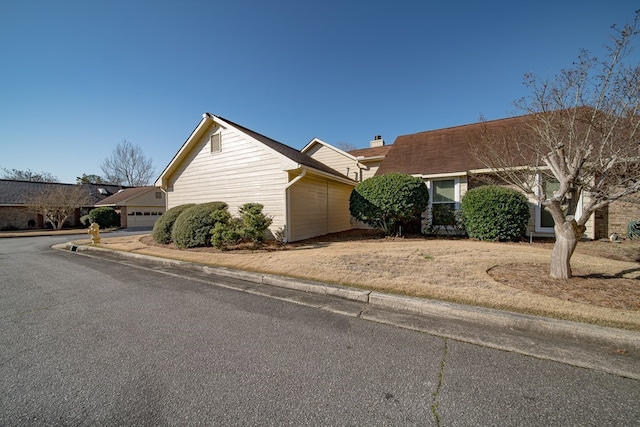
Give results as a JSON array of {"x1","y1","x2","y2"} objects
[
  {"x1": 210, "y1": 203, "x2": 274, "y2": 249},
  {"x1": 238, "y1": 203, "x2": 273, "y2": 243},
  {"x1": 349, "y1": 173, "x2": 429, "y2": 236},
  {"x1": 210, "y1": 210, "x2": 243, "y2": 249},
  {"x1": 171, "y1": 202, "x2": 228, "y2": 248},
  {"x1": 152, "y1": 203, "x2": 196, "y2": 244},
  {"x1": 88, "y1": 207, "x2": 120, "y2": 228},
  {"x1": 460, "y1": 185, "x2": 530, "y2": 241},
  {"x1": 627, "y1": 219, "x2": 640, "y2": 240},
  {"x1": 79, "y1": 215, "x2": 91, "y2": 227}
]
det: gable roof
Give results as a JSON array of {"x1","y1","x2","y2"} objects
[
  {"x1": 95, "y1": 186, "x2": 158, "y2": 206},
  {"x1": 301, "y1": 137, "x2": 356, "y2": 159},
  {"x1": 375, "y1": 115, "x2": 528, "y2": 176},
  {"x1": 218, "y1": 117, "x2": 349, "y2": 178},
  {"x1": 348, "y1": 145, "x2": 392, "y2": 159},
  {"x1": 0, "y1": 180, "x2": 125, "y2": 206},
  {"x1": 156, "y1": 114, "x2": 354, "y2": 187}
]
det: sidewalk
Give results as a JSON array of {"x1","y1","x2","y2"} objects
[{"x1": 54, "y1": 239, "x2": 640, "y2": 380}]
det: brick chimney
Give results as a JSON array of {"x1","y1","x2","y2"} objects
[{"x1": 370, "y1": 135, "x2": 385, "y2": 148}]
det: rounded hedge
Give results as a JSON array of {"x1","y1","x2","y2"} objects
[
  {"x1": 171, "y1": 201, "x2": 228, "y2": 248},
  {"x1": 349, "y1": 173, "x2": 429, "y2": 236},
  {"x1": 88, "y1": 207, "x2": 120, "y2": 228},
  {"x1": 152, "y1": 203, "x2": 196, "y2": 244},
  {"x1": 460, "y1": 186, "x2": 530, "y2": 241}
]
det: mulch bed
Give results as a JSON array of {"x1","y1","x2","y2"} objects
[{"x1": 488, "y1": 263, "x2": 640, "y2": 310}]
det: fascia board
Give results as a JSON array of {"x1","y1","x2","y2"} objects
[
  {"x1": 155, "y1": 115, "x2": 215, "y2": 187},
  {"x1": 301, "y1": 137, "x2": 357, "y2": 161}
]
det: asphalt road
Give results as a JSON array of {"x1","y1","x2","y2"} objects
[{"x1": 1, "y1": 234, "x2": 639, "y2": 426}]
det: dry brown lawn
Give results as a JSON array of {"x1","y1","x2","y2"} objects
[{"x1": 90, "y1": 230, "x2": 640, "y2": 331}]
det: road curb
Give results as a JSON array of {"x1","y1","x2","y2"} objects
[{"x1": 368, "y1": 292, "x2": 640, "y2": 351}]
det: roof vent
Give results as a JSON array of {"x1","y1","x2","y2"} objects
[
  {"x1": 370, "y1": 135, "x2": 385, "y2": 148},
  {"x1": 98, "y1": 188, "x2": 109, "y2": 195}
]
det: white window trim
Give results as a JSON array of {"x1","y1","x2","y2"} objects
[
  {"x1": 428, "y1": 178, "x2": 461, "y2": 209},
  {"x1": 426, "y1": 178, "x2": 461, "y2": 228}
]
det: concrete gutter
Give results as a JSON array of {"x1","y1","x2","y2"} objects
[{"x1": 53, "y1": 241, "x2": 640, "y2": 380}]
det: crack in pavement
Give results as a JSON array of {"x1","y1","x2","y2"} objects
[{"x1": 431, "y1": 338, "x2": 448, "y2": 426}]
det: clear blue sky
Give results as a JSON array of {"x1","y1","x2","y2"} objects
[{"x1": 1, "y1": 0, "x2": 638, "y2": 184}]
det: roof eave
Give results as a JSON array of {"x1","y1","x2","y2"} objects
[{"x1": 156, "y1": 114, "x2": 217, "y2": 188}]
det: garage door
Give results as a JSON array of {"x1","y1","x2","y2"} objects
[{"x1": 127, "y1": 211, "x2": 163, "y2": 228}]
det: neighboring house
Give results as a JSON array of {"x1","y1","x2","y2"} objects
[
  {"x1": 302, "y1": 136, "x2": 392, "y2": 182},
  {"x1": 155, "y1": 113, "x2": 357, "y2": 242},
  {"x1": 0, "y1": 179, "x2": 124, "y2": 230},
  {"x1": 95, "y1": 186, "x2": 166, "y2": 228},
  {"x1": 375, "y1": 116, "x2": 640, "y2": 239}
]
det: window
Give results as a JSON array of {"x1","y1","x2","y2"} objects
[
  {"x1": 155, "y1": 192, "x2": 162, "y2": 199},
  {"x1": 210, "y1": 133, "x2": 221, "y2": 153},
  {"x1": 540, "y1": 178, "x2": 559, "y2": 229},
  {"x1": 431, "y1": 179, "x2": 458, "y2": 226}
]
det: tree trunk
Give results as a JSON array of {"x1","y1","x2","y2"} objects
[{"x1": 550, "y1": 218, "x2": 585, "y2": 279}]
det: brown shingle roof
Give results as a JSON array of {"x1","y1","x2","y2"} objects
[
  {"x1": 0, "y1": 180, "x2": 125, "y2": 206},
  {"x1": 95, "y1": 186, "x2": 156, "y2": 206},
  {"x1": 348, "y1": 145, "x2": 392, "y2": 158},
  {"x1": 375, "y1": 115, "x2": 529, "y2": 176}
]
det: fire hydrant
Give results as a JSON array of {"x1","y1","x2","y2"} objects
[{"x1": 88, "y1": 222, "x2": 101, "y2": 244}]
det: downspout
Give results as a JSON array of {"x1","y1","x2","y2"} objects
[
  {"x1": 284, "y1": 167, "x2": 307, "y2": 243},
  {"x1": 159, "y1": 185, "x2": 169, "y2": 211}
]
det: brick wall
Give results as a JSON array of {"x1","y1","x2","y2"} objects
[
  {"x1": 604, "y1": 194, "x2": 640, "y2": 239},
  {"x1": 0, "y1": 207, "x2": 39, "y2": 230}
]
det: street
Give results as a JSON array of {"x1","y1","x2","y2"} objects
[{"x1": 1, "y1": 235, "x2": 638, "y2": 426}]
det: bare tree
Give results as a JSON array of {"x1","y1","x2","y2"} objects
[
  {"x1": 335, "y1": 141, "x2": 358, "y2": 152},
  {"x1": 1, "y1": 168, "x2": 59, "y2": 183},
  {"x1": 472, "y1": 13, "x2": 640, "y2": 279},
  {"x1": 101, "y1": 140, "x2": 155, "y2": 186},
  {"x1": 29, "y1": 185, "x2": 93, "y2": 230}
]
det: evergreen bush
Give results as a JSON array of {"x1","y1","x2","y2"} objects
[
  {"x1": 460, "y1": 185, "x2": 530, "y2": 241},
  {"x1": 210, "y1": 203, "x2": 274, "y2": 249},
  {"x1": 349, "y1": 173, "x2": 429, "y2": 236},
  {"x1": 171, "y1": 202, "x2": 228, "y2": 248},
  {"x1": 238, "y1": 203, "x2": 273, "y2": 243},
  {"x1": 152, "y1": 203, "x2": 196, "y2": 244},
  {"x1": 210, "y1": 209, "x2": 243, "y2": 250},
  {"x1": 88, "y1": 207, "x2": 120, "y2": 228}
]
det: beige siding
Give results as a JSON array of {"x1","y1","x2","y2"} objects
[
  {"x1": 166, "y1": 123, "x2": 288, "y2": 231},
  {"x1": 327, "y1": 181, "x2": 354, "y2": 232},
  {"x1": 127, "y1": 189, "x2": 165, "y2": 208},
  {"x1": 306, "y1": 144, "x2": 358, "y2": 181},
  {"x1": 288, "y1": 174, "x2": 353, "y2": 241},
  {"x1": 359, "y1": 160, "x2": 383, "y2": 180}
]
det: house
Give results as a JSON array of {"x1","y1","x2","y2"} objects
[
  {"x1": 375, "y1": 115, "x2": 640, "y2": 239},
  {"x1": 95, "y1": 186, "x2": 166, "y2": 228},
  {"x1": 155, "y1": 113, "x2": 357, "y2": 242},
  {"x1": 0, "y1": 179, "x2": 124, "y2": 230},
  {"x1": 302, "y1": 136, "x2": 392, "y2": 182}
]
